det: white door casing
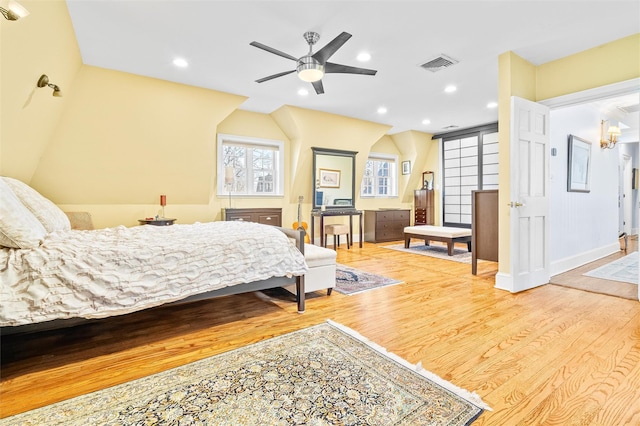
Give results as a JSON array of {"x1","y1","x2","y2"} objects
[{"x1": 497, "y1": 96, "x2": 551, "y2": 292}]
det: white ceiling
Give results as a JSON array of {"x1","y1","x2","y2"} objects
[{"x1": 65, "y1": 0, "x2": 640, "y2": 135}]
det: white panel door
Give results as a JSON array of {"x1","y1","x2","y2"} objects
[{"x1": 509, "y1": 97, "x2": 550, "y2": 292}]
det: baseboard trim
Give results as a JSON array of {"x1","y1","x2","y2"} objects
[
  {"x1": 550, "y1": 243, "x2": 621, "y2": 276},
  {"x1": 494, "y1": 272, "x2": 513, "y2": 292}
]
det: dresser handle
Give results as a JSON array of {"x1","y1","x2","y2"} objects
[{"x1": 266, "y1": 216, "x2": 271, "y2": 220}]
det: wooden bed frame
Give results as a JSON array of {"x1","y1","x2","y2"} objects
[{"x1": 1, "y1": 227, "x2": 306, "y2": 336}]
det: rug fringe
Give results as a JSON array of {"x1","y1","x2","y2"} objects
[{"x1": 325, "y1": 319, "x2": 493, "y2": 412}]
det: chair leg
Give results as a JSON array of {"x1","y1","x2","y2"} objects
[
  {"x1": 324, "y1": 234, "x2": 327, "y2": 248},
  {"x1": 346, "y1": 234, "x2": 350, "y2": 249}
]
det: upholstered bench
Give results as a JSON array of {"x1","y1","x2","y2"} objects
[
  {"x1": 404, "y1": 225, "x2": 472, "y2": 256},
  {"x1": 284, "y1": 243, "x2": 336, "y2": 296}
]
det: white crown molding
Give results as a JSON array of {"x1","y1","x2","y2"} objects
[{"x1": 539, "y1": 78, "x2": 640, "y2": 109}]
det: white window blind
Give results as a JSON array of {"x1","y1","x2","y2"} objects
[{"x1": 442, "y1": 128, "x2": 498, "y2": 227}]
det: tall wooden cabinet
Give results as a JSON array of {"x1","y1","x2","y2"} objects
[{"x1": 414, "y1": 189, "x2": 434, "y2": 225}]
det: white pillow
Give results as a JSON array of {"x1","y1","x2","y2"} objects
[
  {"x1": 2, "y1": 177, "x2": 70, "y2": 233},
  {"x1": 0, "y1": 179, "x2": 47, "y2": 249}
]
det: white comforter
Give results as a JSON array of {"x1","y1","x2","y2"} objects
[{"x1": 0, "y1": 221, "x2": 307, "y2": 326}]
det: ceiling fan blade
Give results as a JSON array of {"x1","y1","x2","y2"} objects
[
  {"x1": 250, "y1": 41, "x2": 298, "y2": 62},
  {"x1": 325, "y1": 62, "x2": 377, "y2": 76},
  {"x1": 312, "y1": 80, "x2": 324, "y2": 95},
  {"x1": 312, "y1": 32, "x2": 352, "y2": 64},
  {"x1": 256, "y1": 70, "x2": 296, "y2": 83}
]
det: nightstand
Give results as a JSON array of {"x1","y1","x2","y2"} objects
[{"x1": 138, "y1": 218, "x2": 177, "y2": 226}]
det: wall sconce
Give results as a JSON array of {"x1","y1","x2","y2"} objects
[
  {"x1": 37, "y1": 75, "x2": 63, "y2": 97},
  {"x1": 600, "y1": 119, "x2": 621, "y2": 149},
  {"x1": 0, "y1": 0, "x2": 29, "y2": 20}
]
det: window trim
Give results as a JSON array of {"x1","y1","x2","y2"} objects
[
  {"x1": 360, "y1": 152, "x2": 399, "y2": 198},
  {"x1": 217, "y1": 133, "x2": 285, "y2": 197}
]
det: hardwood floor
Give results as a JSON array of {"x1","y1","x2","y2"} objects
[
  {"x1": 550, "y1": 235, "x2": 638, "y2": 300},
  {"x1": 1, "y1": 241, "x2": 639, "y2": 424}
]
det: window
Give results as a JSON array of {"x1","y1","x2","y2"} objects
[
  {"x1": 217, "y1": 134, "x2": 284, "y2": 196},
  {"x1": 360, "y1": 153, "x2": 398, "y2": 197},
  {"x1": 438, "y1": 123, "x2": 498, "y2": 227}
]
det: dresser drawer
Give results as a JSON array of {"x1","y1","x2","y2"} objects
[
  {"x1": 258, "y1": 214, "x2": 280, "y2": 226},
  {"x1": 223, "y1": 208, "x2": 282, "y2": 226},
  {"x1": 393, "y1": 210, "x2": 410, "y2": 221},
  {"x1": 226, "y1": 213, "x2": 252, "y2": 222}
]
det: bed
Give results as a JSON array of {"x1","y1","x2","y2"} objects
[{"x1": 0, "y1": 177, "x2": 308, "y2": 335}]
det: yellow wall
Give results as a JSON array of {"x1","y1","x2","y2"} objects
[
  {"x1": 0, "y1": 0, "x2": 82, "y2": 182},
  {"x1": 0, "y1": 1, "x2": 404, "y2": 230},
  {"x1": 536, "y1": 34, "x2": 640, "y2": 101},
  {"x1": 4, "y1": 1, "x2": 637, "y2": 243},
  {"x1": 497, "y1": 34, "x2": 640, "y2": 278}
]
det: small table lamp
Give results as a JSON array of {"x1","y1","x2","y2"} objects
[
  {"x1": 225, "y1": 166, "x2": 234, "y2": 207},
  {"x1": 160, "y1": 194, "x2": 166, "y2": 218}
]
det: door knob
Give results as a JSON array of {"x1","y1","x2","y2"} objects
[{"x1": 507, "y1": 202, "x2": 524, "y2": 207}]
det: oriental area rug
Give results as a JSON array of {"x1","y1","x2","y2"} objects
[
  {"x1": 382, "y1": 242, "x2": 473, "y2": 264},
  {"x1": 335, "y1": 264, "x2": 403, "y2": 295},
  {"x1": 1, "y1": 321, "x2": 489, "y2": 426}
]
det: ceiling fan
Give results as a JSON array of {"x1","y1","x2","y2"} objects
[{"x1": 250, "y1": 31, "x2": 377, "y2": 94}]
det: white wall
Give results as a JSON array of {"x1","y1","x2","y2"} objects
[{"x1": 549, "y1": 104, "x2": 621, "y2": 275}]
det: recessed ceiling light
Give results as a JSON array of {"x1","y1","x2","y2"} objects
[
  {"x1": 377, "y1": 106, "x2": 387, "y2": 114},
  {"x1": 173, "y1": 58, "x2": 188, "y2": 68},
  {"x1": 487, "y1": 102, "x2": 498, "y2": 108},
  {"x1": 297, "y1": 88, "x2": 309, "y2": 96},
  {"x1": 444, "y1": 85, "x2": 457, "y2": 93},
  {"x1": 357, "y1": 52, "x2": 371, "y2": 62},
  {"x1": 422, "y1": 119, "x2": 431, "y2": 125}
]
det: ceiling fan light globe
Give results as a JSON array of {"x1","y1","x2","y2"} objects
[
  {"x1": 297, "y1": 56, "x2": 324, "y2": 82},
  {"x1": 298, "y1": 68, "x2": 324, "y2": 82}
]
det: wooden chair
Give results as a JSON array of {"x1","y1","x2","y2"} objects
[{"x1": 324, "y1": 224, "x2": 350, "y2": 249}]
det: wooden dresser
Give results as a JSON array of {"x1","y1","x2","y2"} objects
[
  {"x1": 364, "y1": 209, "x2": 410, "y2": 243},
  {"x1": 222, "y1": 208, "x2": 282, "y2": 227},
  {"x1": 414, "y1": 189, "x2": 434, "y2": 225}
]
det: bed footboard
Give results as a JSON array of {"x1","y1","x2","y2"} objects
[{"x1": 275, "y1": 227, "x2": 306, "y2": 313}]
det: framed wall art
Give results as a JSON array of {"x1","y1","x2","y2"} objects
[
  {"x1": 567, "y1": 134, "x2": 591, "y2": 193},
  {"x1": 402, "y1": 160, "x2": 411, "y2": 175},
  {"x1": 319, "y1": 168, "x2": 341, "y2": 188}
]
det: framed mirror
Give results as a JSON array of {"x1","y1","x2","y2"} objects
[{"x1": 312, "y1": 147, "x2": 357, "y2": 210}]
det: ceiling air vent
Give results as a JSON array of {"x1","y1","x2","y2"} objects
[
  {"x1": 420, "y1": 54, "x2": 459, "y2": 72},
  {"x1": 442, "y1": 125, "x2": 459, "y2": 130}
]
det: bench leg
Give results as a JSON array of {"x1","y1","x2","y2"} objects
[
  {"x1": 447, "y1": 242, "x2": 454, "y2": 256},
  {"x1": 327, "y1": 288, "x2": 333, "y2": 295},
  {"x1": 467, "y1": 241, "x2": 471, "y2": 252},
  {"x1": 424, "y1": 239, "x2": 430, "y2": 247},
  {"x1": 405, "y1": 237, "x2": 411, "y2": 248}
]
